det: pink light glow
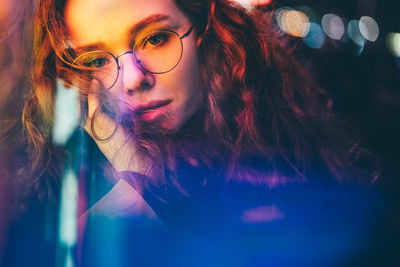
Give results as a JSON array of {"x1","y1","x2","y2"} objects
[
  {"x1": 241, "y1": 205, "x2": 285, "y2": 223},
  {"x1": 252, "y1": 0, "x2": 272, "y2": 5}
]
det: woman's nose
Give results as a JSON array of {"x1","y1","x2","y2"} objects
[{"x1": 118, "y1": 54, "x2": 154, "y2": 95}]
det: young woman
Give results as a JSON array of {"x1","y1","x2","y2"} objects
[{"x1": 6, "y1": 0, "x2": 382, "y2": 265}]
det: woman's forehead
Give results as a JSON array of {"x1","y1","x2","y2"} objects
[{"x1": 64, "y1": 0, "x2": 186, "y2": 49}]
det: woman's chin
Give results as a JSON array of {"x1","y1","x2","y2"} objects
[{"x1": 128, "y1": 114, "x2": 173, "y2": 136}]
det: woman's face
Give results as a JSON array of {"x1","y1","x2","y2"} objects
[{"x1": 65, "y1": 0, "x2": 201, "y2": 132}]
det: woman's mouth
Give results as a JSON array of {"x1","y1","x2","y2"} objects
[{"x1": 134, "y1": 99, "x2": 172, "y2": 121}]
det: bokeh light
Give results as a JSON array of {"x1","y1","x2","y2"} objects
[
  {"x1": 295, "y1": 5, "x2": 316, "y2": 22},
  {"x1": 251, "y1": 0, "x2": 272, "y2": 5},
  {"x1": 58, "y1": 168, "x2": 78, "y2": 267},
  {"x1": 275, "y1": 7, "x2": 292, "y2": 27},
  {"x1": 52, "y1": 82, "x2": 79, "y2": 145},
  {"x1": 59, "y1": 169, "x2": 78, "y2": 247},
  {"x1": 322, "y1": 13, "x2": 345, "y2": 40},
  {"x1": 386, "y1": 33, "x2": 400, "y2": 57},
  {"x1": 232, "y1": 0, "x2": 271, "y2": 10},
  {"x1": 348, "y1": 20, "x2": 366, "y2": 46},
  {"x1": 304, "y1": 23, "x2": 325, "y2": 49},
  {"x1": 276, "y1": 8, "x2": 310, "y2": 38},
  {"x1": 359, "y1": 16, "x2": 379, "y2": 42}
]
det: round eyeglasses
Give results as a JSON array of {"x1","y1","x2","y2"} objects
[{"x1": 71, "y1": 26, "x2": 194, "y2": 90}]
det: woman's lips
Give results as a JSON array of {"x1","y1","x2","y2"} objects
[{"x1": 134, "y1": 99, "x2": 172, "y2": 121}]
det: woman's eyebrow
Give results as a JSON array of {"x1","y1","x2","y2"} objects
[
  {"x1": 128, "y1": 14, "x2": 171, "y2": 36},
  {"x1": 70, "y1": 43, "x2": 106, "y2": 56}
]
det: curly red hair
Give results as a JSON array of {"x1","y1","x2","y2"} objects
[{"x1": 13, "y1": 0, "x2": 379, "y2": 207}]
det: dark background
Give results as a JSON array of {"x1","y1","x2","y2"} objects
[
  {"x1": 275, "y1": 0, "x2": 400, "y2": 263},
  {"x1": 278, "y1": 0, "x2": 400, "y2": 180}
]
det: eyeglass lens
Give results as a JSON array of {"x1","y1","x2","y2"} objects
[
  {"x1": 73, "y1": 51, "x2": 119, "y2": 89},
  {"x1": 72, "y1": 30, "x2": 184, "y2": 90}
]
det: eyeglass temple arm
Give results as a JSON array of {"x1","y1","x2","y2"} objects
[{"x1": 181, "y1": 26, "x2": 194, "y2": 39}]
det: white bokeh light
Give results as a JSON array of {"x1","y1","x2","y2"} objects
[
  {"x1": 53, "y1": 80, "x2": 79, "y2": 145},
  {"x1": 322, "y1": 13, "x2": 345, "y2": 40},
  {"x1": 359, "y1": 16, "x2": 379, "y2": 42},
  {"x1": 233, "y1": 0, "x2": 253, "y2": 10}
]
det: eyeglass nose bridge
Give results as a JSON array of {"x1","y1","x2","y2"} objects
[
  {"x1": 115, "y1": 50, "x2": 143, "y2": 70},
  {"x1": 112, "y1": 50, "x2": 145, "y2": 88}
]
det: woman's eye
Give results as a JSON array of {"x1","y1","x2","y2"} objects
[
  {"x1": 148, "y1": 35, "x2": 163, "y2": 45},
  {"x1": 85, "y1": 58, "x2": 107, "y2": 68},
  {"x1": 141, "y1": 32, "x2": 170, "y2": 49}
]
